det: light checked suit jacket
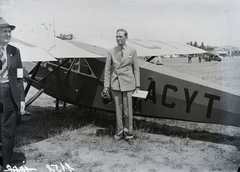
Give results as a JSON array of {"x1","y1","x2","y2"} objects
[
  {"x1": 104, "y1": 45, "x2": 140, "y2": 91},
  {"x1": 6, "y1": 44, "x2": 25, "y2": 110}
]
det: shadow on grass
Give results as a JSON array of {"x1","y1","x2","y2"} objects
[
  {"x1": 15, "y1": 105, "x2": 240, "y2": 150},
  {"x1": 134, "y1": 119, "x2": 240, "y2": 149}
]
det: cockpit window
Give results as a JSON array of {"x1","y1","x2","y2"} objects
[
  {"x1": 49, "y1": 58, "x2": 93, "y2": 76},
  {"x1": 72, "y1": 59, "x2": 92, "y2": 75}
]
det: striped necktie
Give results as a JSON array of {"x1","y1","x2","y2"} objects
[{"x1": 0, "y1": 47, "x2": 7, "y2": 78}]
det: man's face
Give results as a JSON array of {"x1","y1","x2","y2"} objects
[
  {"x1": 116, "y1": 31, "x2": 127, "y2": 46},
  {"x1": 0, "y1": 27, "x2": 12, "y2": 46}
]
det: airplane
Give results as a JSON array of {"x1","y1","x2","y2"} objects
[{"x1": 11, "y1": 31, "x2": 240, "y2": 127}]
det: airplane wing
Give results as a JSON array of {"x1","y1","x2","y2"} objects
[
  {"x1": 129, "y1": 39, "x2": 207, "y2": 55},
  {"x1": 129, "y1": 39, "x2": 178, "y2": 55},
  {"x1": 68, "y1": 37, "x2": 160, "y2": 57},
  {"x1": 69, "y1": 40, "x2": 109, "y2": 57},
  {"x1": 11, "y1": 37, "x2": 57, "y2": 62},
  {"x1": 164, "y1": 41, "x2": 207, "y2": 54},
  {"x1": 12, "y1": 31, "x2": 104, "y2": 59},
  {"x1": 12, "y1": 31, "x2": 206, "y2": 62},
  {"x1": 69, "y1": 37, "x2": 206, "y2": 57}
]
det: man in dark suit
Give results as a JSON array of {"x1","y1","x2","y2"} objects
[
  {"x1": 0, "y1": 17, "x2": 25, "y2": 171},
  {"x1": 103, "y1": 29, "x2": 140, "y2": 144}
]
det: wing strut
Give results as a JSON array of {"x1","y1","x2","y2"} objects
[
  {"x1": 146, "y1": 56, "x2": 157, "y2": 62},
  {"x1": 38, "y1": 58, "x2": 71, "y2": 84},
  {"x1": 25, "y1": 62, "x2": 42, "y2": 96},
  {"x1": 25, "y1": 88, "x2": 44, "y2": 108}
]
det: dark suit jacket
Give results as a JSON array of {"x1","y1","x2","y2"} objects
[{"x1": 6, "y1": 44, "x2": 25, "y2": 110}]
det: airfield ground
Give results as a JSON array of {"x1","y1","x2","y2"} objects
[{"x1": 12, "y1": 57, "x2": 240, "y2": 172}]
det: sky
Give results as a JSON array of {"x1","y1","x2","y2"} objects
[{"x1": 1, "y1": 0, "x2": 240, "y2": 47}]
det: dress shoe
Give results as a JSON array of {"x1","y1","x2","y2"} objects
[
  {"x1": 113, "y1": 134, "x2": 123, "y2": 140},
  {"x1": 125, "y1": 133, "x2": 133, "y2": 140},
  {"x1": 126, "y1": 139, "x2": 134, "y2": 145}
]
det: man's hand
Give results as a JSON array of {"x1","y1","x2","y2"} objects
[
  {"x1": 135, "y1": 87, "x2": 140, "y2": 93},
  {"x1": 20, "y1": 101, "x2": 25, "y2": 114},
  {"x1": 103, "y1": 87, "x2": 109, "y2": 93}
]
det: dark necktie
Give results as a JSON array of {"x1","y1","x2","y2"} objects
[
  {"x1": 0, "y1": 47, "x2": 7, "y2": 78},
  {"x1": 121, "y1": 48, "x2": 124, "y2": 58}
]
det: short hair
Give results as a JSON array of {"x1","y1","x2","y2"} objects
[{"x1": 116, "y1": 29, "x2": 128, "y2": 37}]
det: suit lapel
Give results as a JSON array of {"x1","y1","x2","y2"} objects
[
  {"x1": 112, "y1": 45, "x2": 131, "y2": 66},
  {"x1": 113, "y1": 47, "x2": 122, "y2": 64},
  {"x1": 6, "y1": 45, "x2": 12, "y2": 70},
  {"x1": 120, "y1": 46, "x2": 130, "y2": 66}
]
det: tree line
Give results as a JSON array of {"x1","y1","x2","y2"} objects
[{"x1": 187, "y1": 41, "x2": 216, "y2": 51}]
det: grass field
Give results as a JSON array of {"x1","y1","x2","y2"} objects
[
  {"x1": 163, "y1": 57, "x2": 240, "y2": 90},
  {"x1": 12, "y1": 57, "x2": 240, "y2": 172}
]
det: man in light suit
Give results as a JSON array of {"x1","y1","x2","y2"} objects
[
  {"x1": 103, "y1": 29, "x2": 140, "y2": 143},
  {"x1": 0, "y1": 18, "x2": 25, "y2": 171}
]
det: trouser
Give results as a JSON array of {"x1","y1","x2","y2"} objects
[
  {"x1": 112, "y1": 90, "x2": 133, "y2": 137},
  {"x1": 0, "y1": 83, "x2": 17, "y2": 168}
]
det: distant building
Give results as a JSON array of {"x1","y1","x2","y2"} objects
[{"x1": 213, "y1": 46, "x2": 240, "y2": 57}]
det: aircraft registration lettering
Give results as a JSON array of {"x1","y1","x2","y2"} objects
[{"x1": 145, "y1": 81, "x2": 221, "y2": 119}]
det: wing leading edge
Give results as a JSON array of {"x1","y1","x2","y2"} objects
[
  {"x1": 12, "y1": 31, "x2": 104, "y2": 62},
  {"x1": 68, "y1": 37, "x2": 206, "y2": 57}
]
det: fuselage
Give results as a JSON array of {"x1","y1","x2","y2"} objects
[{"x1": 24, "y1": 58, "x2": 240, "y2": 127}]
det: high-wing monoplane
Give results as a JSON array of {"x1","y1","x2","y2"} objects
[{"x1": 12, "y1": 31, "x2": 240, "y2": 127}]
